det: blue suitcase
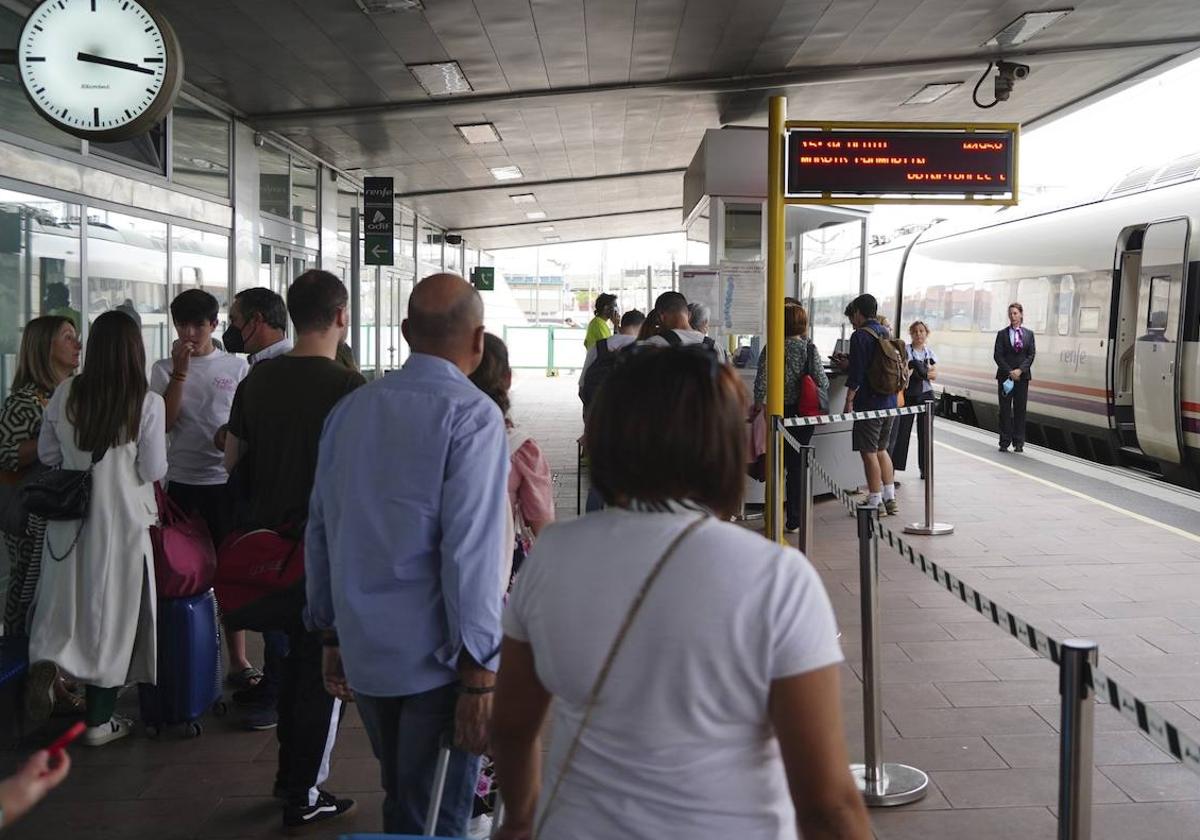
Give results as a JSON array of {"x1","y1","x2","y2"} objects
[{"x1": 139, "y1": 588, "x2": 225, "y2": 737}]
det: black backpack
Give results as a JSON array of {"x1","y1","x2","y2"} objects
[
  {"x1": 657, "y1": 329, "x2": 719, "y2": 356},
  {"x1": 579, "y1": 337, "x2": 626, "y2": 412}
]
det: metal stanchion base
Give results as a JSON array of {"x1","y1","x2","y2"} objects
[
  {"x1": 903, "y1": 522, "x2": 954, "y2": 535},
  {"x1": 851, "y1": 763, "x2": 929, "y2": 806}
]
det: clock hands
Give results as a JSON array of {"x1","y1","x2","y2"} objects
[{"x1": 76, "y1": 52, "x2": 155, "y2": 75}]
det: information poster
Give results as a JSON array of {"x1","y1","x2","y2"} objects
[
  {"x1": 678, "y1": 265, "x2": 720, "y2": 333},
  {"x1": 718, "y1": 261, "x2": 766, "y2": 336}
]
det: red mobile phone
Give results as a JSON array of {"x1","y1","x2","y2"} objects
[{"x1": 47, "y1": 721, "x2": 86, "y2": 757}]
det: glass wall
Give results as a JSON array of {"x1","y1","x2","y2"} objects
[
  {"x1": 259, "y1": 143, "x2": 292, "y2": 220},
  {"x1": 87, "y1": 210, "x2": 169, "y2": 368},
  {"x1": 172, "y1": 227, "x2": 231, "y2": 329},
  {"x1": 419, "y1": 222, "x2": 442, "y2": 277},
  {"x1": 172, "y1": 103, "x2": 231, "y2": 198},
  {"x1": 292, "y1": 158, "x2": 318, "y2": 227},
  {"x1": 0, "y1": 190, "x2": 81, "y2": 403},
  {"x1": 91, "y1": 123, "x2": 167, "y2": 175}
]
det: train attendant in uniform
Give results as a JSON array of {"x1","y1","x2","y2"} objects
[{"x1": 994, "y1": 302, "x2": 1036, "y2": 452}]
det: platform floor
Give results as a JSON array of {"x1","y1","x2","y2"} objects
[{"x1": 3, "y1": 370, "x2": 1199, "y2": 839}]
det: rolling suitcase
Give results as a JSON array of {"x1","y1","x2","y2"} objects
[
  {"x1": 339, "y1": 744, "x2": 502, "y2": 839},
  {"x1": 138, "y1": 588, "x2": 225, "y2": 737}
]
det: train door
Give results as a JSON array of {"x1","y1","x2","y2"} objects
[{"x1": 1131, "y1": 218, "x2": 1188, "y2": 464}]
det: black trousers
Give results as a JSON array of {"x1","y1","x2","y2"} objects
[
  {"x1": 998, "y1": 378, "x2": 1030, "y2": 447},
  {"x1": 890, "y1": 391, "x2": 934, "y2": 473},
  {"x1": 277, "y1": 625, "x2": 343, "y2": 807},
  {"x1": 166, "y1": 481, "x2": 234, "y2": 548},
  {"x1": 783, "y1": 424, "x2": 815, "y2": 526}
]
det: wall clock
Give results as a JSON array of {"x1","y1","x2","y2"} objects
[{"x1": 17, "y1": 0, "x2": 184, "y2": 142}]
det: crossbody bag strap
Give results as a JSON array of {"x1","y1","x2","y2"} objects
[{"x1": 534, "y1": 512, "x2": 709, "y2": 839}]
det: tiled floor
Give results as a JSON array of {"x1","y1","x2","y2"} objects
[{"x1": 3, "y1": 370, "x2": 1199, "y2": 838}]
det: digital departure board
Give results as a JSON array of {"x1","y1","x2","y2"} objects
[{"x1": 785, "y1": 126, "x2": 1017, "y2": 201}]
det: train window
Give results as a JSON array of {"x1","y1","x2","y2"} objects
[
  {"x1": 1079, "y1": 307, "x2": 1101, "y2": 333},
  {"x1": 949, "y1": 284, "x2": 975, "y2": 331},
  {"x1": 981, "y1": 280, "x2": 1011, "y2": 331},
  {"x1": 1054, "y1": 275, "x2": 1075, "y2": 336},
  {"x1": 1016, "y1": 276, "x2": 1049, "y2": 333},
  {"x1": 1146, "y1": 275, "x2": 1172, "y2": 340}
]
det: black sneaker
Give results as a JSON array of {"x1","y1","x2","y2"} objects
[
  {"x1": 232, "y1": 680, "x2": 274, "y2": 707},
  {"x1": 283, "y1": 790, "x2": 355, "y2": 833}
]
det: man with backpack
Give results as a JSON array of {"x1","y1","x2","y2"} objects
[
  {"x1": 642, "y1": 291, "x2": 725, "y2": 360},
  {"x1": 840, "y1": 294, "x2": 907, "y2": 516},
  {"x1": 578, "y1": 309, "x2": 645, "y2": 411}
]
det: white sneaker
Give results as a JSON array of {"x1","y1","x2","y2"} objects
[
  {"x1": 83, "y1": 715, "x2": 133, "y2": 747},
  {"x1": 468, "y1": 813, "x2": 494, "y2": 839}
]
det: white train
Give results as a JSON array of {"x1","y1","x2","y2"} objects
[{"x1": 803, "y1": 156, "x2": 1200, "y2": 487}]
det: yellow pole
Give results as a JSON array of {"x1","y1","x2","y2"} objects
[{"x1": 766, "y1": 95, "x2": 787, "y2": 543}]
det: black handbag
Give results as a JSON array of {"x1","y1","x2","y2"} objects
[
  {"x1": 20, "y1": 448, "x2": 106, "y2": 521},
  {"x1": 0, "y1": 464, "x2": 48, "y2": 537}
]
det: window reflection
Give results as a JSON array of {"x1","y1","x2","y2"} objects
[
  {"x1": 91, "y1": 122, "x2": 167, "y2": 174},
  {"x1": 292, "y1": 158, "x2": 318, "y2": 226},
  {"x1": 0, "y1": 190, "x2": 81, "y2": 404},
  {"x1": 86, "y1": 210, "x2": 168, "y2": 369},
  {"x1": 172, "y1": 227, "x2": 230, "y2": 328},
  {"x1": 259, "y1": 143, "x2": 291, "y2": 219},
  {"x1": 172, "y1": 103, "x2": 231, "y2": 198}
]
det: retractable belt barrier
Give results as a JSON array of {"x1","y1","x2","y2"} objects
[
  {"x1": 784, "y1": 419, "x2": 1200, "y2": 838},
  {"x1": 780, "y1": 403, "x2": 930, "y2": 427},
  {"x1": 799, "y1": 434, "x2": 1200, "y2": 780}
]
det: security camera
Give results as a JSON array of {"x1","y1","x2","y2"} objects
[
  {"x1": 993, "y1": 61, "x2": 1031, "y2": 102},
  {"x1": 999, "y1": 61, "x2": 1031, "y2": 81}
]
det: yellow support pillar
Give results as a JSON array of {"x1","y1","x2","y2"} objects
[{"x1": 766, "y1": 95, "x2": 787, "y2": 544}]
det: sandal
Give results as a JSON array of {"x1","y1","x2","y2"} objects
[{"x1": 227, "y1": 666, "x2": 263, "y2": 690}]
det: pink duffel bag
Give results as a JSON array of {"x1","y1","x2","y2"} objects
[{"x1": 151, "y1": 483, "x2": 217, "y2": 599}]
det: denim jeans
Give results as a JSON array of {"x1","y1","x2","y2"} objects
[{"x1": 355, "y1": 683, "x2": 480, "y2": 836}]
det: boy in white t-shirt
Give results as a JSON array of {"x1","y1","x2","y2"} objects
[{"x1": 150, "y1": 290, "x2": 252, "y2": 682}]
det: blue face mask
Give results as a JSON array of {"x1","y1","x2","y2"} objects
[{"x1": 1002, "y1": 379, "x2": 1015, "y2": 395}]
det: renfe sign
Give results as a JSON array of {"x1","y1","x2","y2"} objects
[{"x1": 785, "y1": 126, "x2": 1016, "y2": 201}]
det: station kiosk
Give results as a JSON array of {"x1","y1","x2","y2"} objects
[{"x1": 682, "y1": 127, "x2": 871, "y2": 501}]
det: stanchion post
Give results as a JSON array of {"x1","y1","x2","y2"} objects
[
  {"x1": 851, "y1": 504, "x2": 929, "y2": 806},
  {"x1": 1058, "y1": 639, "x2": 1098, "y2": 840},
  {"x1": 798, "y1": 443, "x2": 814, "y2": 557},
  {"x1": 767, "y1": 416, "x2": 784, "y2": 544},
  {"x1": 904, "y1": 405, "x2": 954, "y2": 536}
]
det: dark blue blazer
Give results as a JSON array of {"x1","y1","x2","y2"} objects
[{"x1": 994, "y1": 327, "x2": 1035, "y2": 382}]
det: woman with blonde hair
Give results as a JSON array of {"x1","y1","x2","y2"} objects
[
  {"x1": 28, "y1": 311, "x2": 167, "y2": 746},
  {"x1": 2, "y1": 316, "x2": 80, "y2": 642}
]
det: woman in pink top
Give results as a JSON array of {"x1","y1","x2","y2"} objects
[{"x1": 469, "y1": 332, "x2": 555, "y2": 561}]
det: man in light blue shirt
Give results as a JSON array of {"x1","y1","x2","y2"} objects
[{"x1": 306, "y1": 272, "x2": 508, "y2": 837}]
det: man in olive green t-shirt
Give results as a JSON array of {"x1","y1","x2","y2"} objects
[{"x1": 584, "y1": 293, "x2": 619, "y2": 350}]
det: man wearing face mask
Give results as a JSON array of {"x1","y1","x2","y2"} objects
[{"x1": 213, "y1": 287, "x2": 293, "y2": 731}]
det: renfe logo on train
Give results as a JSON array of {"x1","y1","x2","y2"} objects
[{"x1": 785, "y1": 126, "x2": 1017, "y2": 201}]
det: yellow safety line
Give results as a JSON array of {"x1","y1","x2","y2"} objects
[{"x1": 936, "y1": 441, "x2": 1200, "y2": 545}]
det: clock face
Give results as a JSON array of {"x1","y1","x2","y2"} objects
[{"x1": 17, "y1": 0, "x2": 183, "y2": 141}]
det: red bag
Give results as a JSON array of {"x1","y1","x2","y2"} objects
[
  {"x1": 151, "y1": 483, "x2": 217, "y2": 599},
  {"x1": 795, "y1": 341, "x2": 824, "y2": 418},
  {"x1": 214, "y1": 528, "x2": 305, "y2": 628}
]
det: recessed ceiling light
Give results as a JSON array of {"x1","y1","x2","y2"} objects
[
  {"x1": 984, "y1": 9, "x2": 1071, "y2": 47},
  {"x1": 525, "y1": 210, "x2": 547, "y2": 220},
  {"x1": 900, "y1": 82, "x2": 962, "y2": 105},
  {"x1": 489, "y1": 165, "x2": 523, "y2": 181},
  {"x1": 456, "y1": 122, "x2": 501, "y2": 144},
  {"x1": 537, "y1": 225, "x2": 555, "y2": 233},
  {"x1": 408, "y1": 61, "x2": 473, "y2": 96},
  {"x1": 356, "y1": 0, "x2": 423, "y2": 13},
  {"x1": 509, "y1": 193, "x2": 537, "y2": 205},
  {"x1": 544, "y1": 236, "x2": 562, "y2": 243}
]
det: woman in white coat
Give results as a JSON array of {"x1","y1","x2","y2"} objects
[{"x1": 28, "y1": 311, "x2": 166, "y2": 747}]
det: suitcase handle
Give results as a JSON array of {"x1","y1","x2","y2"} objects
[{"x1": 425, "y1": 741, "x2": 452, "y2": 835}]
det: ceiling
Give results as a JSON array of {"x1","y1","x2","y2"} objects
[{"x1": 91, "y1": 2, "x2": 1200, "y2": 247}]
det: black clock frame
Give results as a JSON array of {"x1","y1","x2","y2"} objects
[{"x1": 16, "y1": 0, "x2": 185, "y2": 143}]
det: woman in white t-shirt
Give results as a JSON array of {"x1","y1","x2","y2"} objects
[
  {"x1": 492, "y1": 347, "x2": 870, "y2": 840},
  {"x1": 889, "y1": 320, "x2": 938, "y2": 479}
]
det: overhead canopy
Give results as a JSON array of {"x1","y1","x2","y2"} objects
[{"x1": 150, "y1": 0, "x2": 1200, "y2": 249}]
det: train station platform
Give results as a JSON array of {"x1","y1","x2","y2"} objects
[{"x1": 2, "y1": 370, "x2": 1199, "y2": 839}]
